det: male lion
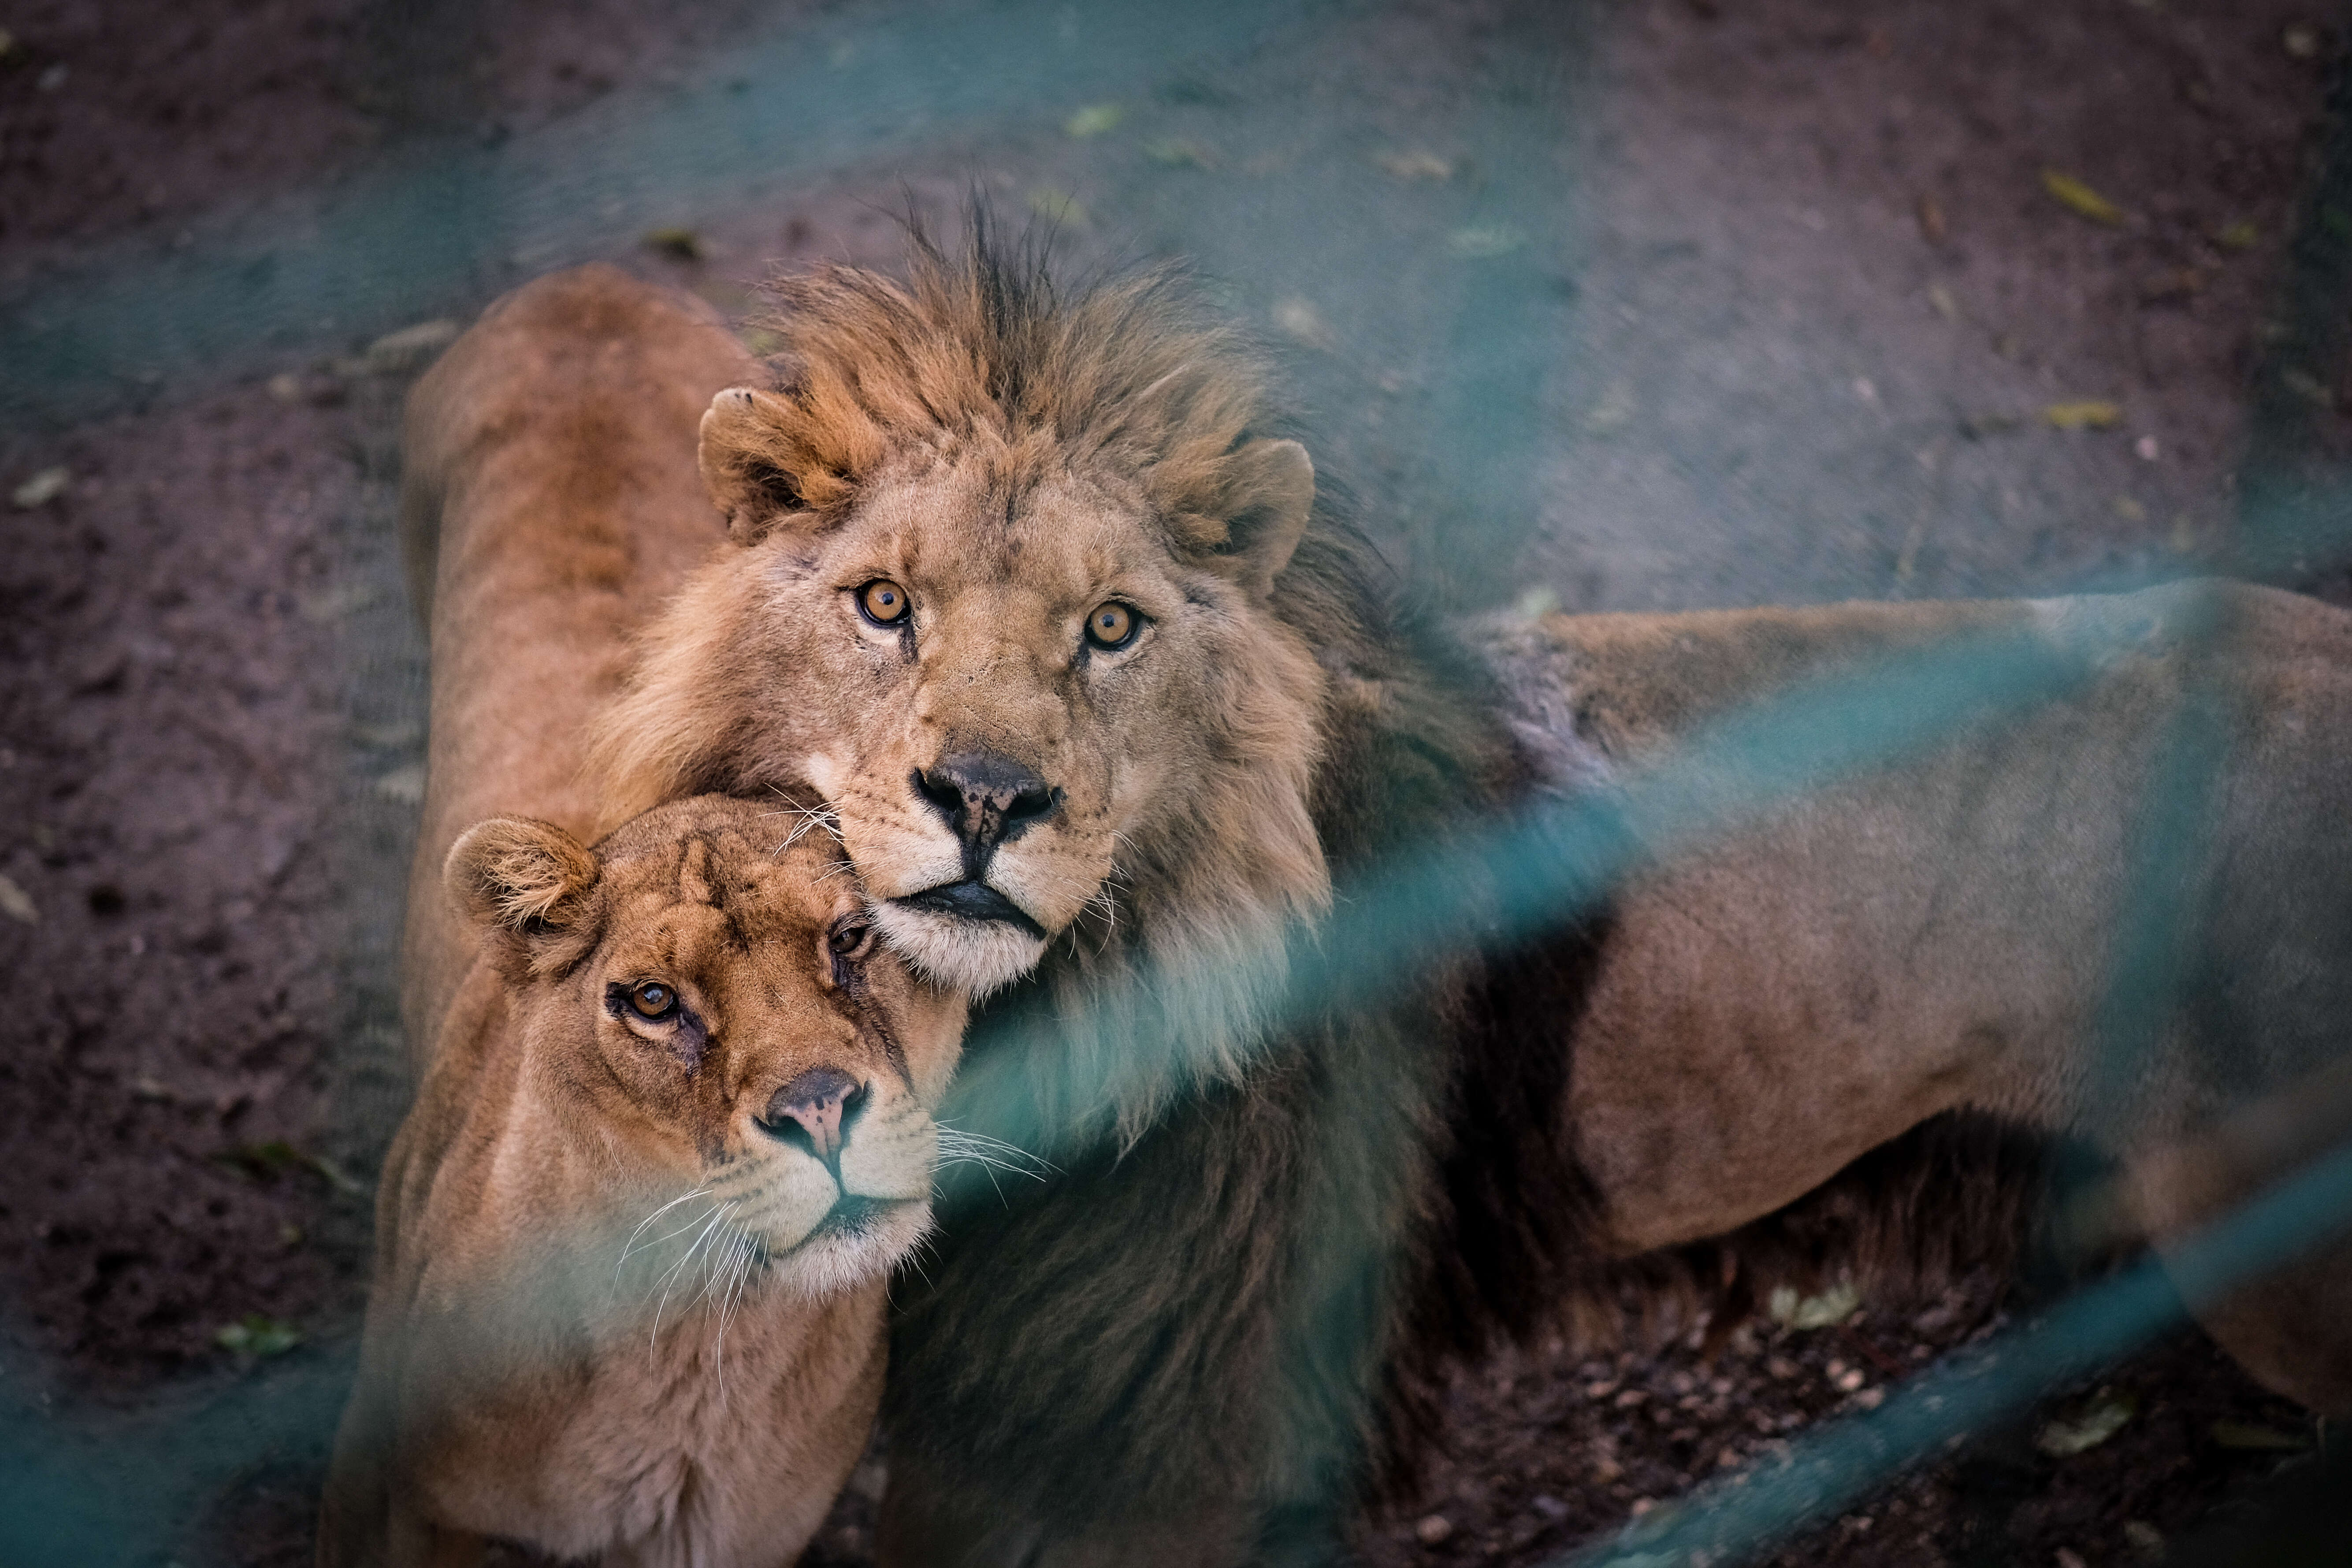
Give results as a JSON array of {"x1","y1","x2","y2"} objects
[
  {"x1": 532, "y1": 231, "x2": 2352, "y2": 1563},
  {"x1": 323, "y1": 268, "x2": 968, "y2": 1568}
]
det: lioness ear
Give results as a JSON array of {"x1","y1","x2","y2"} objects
[
  {"x1": 700, "y1": 386, "x2": 834, "y2": 545},
  {"x1": 446, "y1": 817, "x2": 601, "y2": 945},
  {"x1": 1208, "y1": 438, "x2": 1315, "y2": 597}
]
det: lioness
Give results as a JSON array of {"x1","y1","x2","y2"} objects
[
  {"x1": 322, "y1": 267, "x2": 968, "y2": 1567},
  {"x1": 321, "y1": 799, "x2": 966, "y2": 1567},
  {"x1": 490, "y1": 236, "x2": 2348, "y2": 1562}
]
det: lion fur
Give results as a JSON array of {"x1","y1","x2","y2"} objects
[{"x1": 528, "y1": 229, "x2": 2352, "y2": 1561}]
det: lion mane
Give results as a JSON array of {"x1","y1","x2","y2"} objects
[{"x1": 575, "y1": 228, "x2": 2090, "y2": 1560}]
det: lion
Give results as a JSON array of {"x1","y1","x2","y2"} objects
[
  {"x1": 320, "y1": 799, "x2": 968, "y2": 1568},
  {"x1": 320, "y1": 267, "x2": 969, "y2": 1568},
  {"x1": 540, "y1": 230, "x2": 2352, "y2": 1564}
]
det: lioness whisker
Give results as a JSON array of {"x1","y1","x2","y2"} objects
[
  {"x1": 616, "y1": 1185, "x2": 714, "y2": 1278},
  {"x1": 618, "y1": 1197, "x2": 725, "y2": 1287},
  {"x1": 649, "y1": 1202, "x2": 736, "y2": 1345}
]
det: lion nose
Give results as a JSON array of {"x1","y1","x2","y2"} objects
[
  {"x1": 758, "y1": 1066, "x2": 866, "y2": 1166},
  {"x1": 913, "y1": 751, "x2": 1063, "y2": 877}
]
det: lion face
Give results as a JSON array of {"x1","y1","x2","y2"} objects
[
  {"x1": 587, "y1": 253, "x2": 1346, "y2": 1008},
  {"x1": 691, "y1": 435, "x2": 1330, "y2": 998},
  {"x1": 446, "y1": 796, "x2": 967, "y2": 1296}
]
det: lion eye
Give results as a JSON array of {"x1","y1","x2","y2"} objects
[
  {"x1": 1084, "y1": 601, "x2": 1140, "y2": 651},
  {"x1": 628, "y1": 981, "x2": 676, "y2": 1020},
  {"x1": 828, "y1": 918, "x2": 875, "y2": 959},
  {"x1": 857, "y1": 580, "x2": 910, "y2": 626}
]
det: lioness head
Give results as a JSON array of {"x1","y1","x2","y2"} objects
[
  {"x1": 595, "y1": 235, "x2": 1340, "y2": 1001},
  {"x1": 448, "y1": 794, "x2": 967, "y2": 1293}
]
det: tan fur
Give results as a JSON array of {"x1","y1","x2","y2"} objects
[
  {"x1": 1481, "y1": 584, "x2": 2352, "y2": 1412},
  {"x1": 587, "y1": 234, "x2": 1331, "y2": 1123},
  {"x1": 469, "y1": 236, "x2": 2352, "y2": 1560},
  {"x1": 397, "y1": 262, "x2": 758, "y2": 1055},
  {"x1": 322, "y1": 267, "x2": 968, "y2": 1568}
]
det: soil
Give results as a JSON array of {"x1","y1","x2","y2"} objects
[{"x1": 2, "y1": 0, "x2": 2348, "y2": 1564}]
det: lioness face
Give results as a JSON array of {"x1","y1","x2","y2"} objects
[
  {"x1": 679, "y1": 399, "x2": 1331, "y2": 999},
  {"x1": 448, "y1": 797, "x2": 967, "y2": 1296}
]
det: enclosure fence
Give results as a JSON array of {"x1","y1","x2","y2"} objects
[{"x1": 3, "y1": 1, "x2": 2349, "y2": 1563}]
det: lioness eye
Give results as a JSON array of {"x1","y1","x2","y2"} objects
[
  {"x1": 1084, "y1": 601, "x2": 1139, "y2": 650},
  {"x1": 857, "y1": 580, "x2": 910, "y2": 626},
  {"x1": 829, "y1": 918, "x2": 874, "y2": 959},
  {"x1": 628, "y1": 981, "x2": 676, "y2": 1019}
]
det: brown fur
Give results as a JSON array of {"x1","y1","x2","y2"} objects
[
  {"x1": 321, "y1": 799, "x2": 967, "y2": 1568},
  {"x1": 513, "y1": 232, "x2": 2352, "y2": 1563},
  {"x1": 322, "y1": 267, "x2": 969, "y2": 1568}
]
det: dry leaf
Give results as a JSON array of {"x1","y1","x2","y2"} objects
[
  {"x1": 2281, "y1": 368, "x2": 2337, "y2": 409},
  {"x1": 11, "y1": 467, "x2": 69, "y2": 509},
  {"x1": 2044, "y1": 400, "x2": 2122, "y2": 431},
  {"x1": 1767, "y1": 1280, "x2": 1862, "y2": 1329},
  {"x1": 2036, "y1": 1389, "x2": 2137, "y2": 1456},
  {"x1": 1271, "y1": 297, "x2": 1334, "y2": 350},
  {"x1": 2209, "y1": 1418, "x2": 2310, "y2": 1451},
  {"x1": 364, "y1": 319, "x2": 461, "y2": 375},
  {"x1": 1145, "y1": 138, "x2": 1215, "y2": 169},
  {"x1": 374, "y1": 762, "x2": 427, "y2": 805},
  {"x1": 2042, "y1": 169, "x2": 2126, "y2": 227},
  {"x1": 1447, "y1": 223, "x2": 1527, "y2": 259},
  {"x1": 1378, "y1": 150, "x2": 1454, "y2": 181},
  {"x1": 0, "y1": 873, "x2": 37, "y2": 925},
  {"x1": 1063, "y1": 103, "x2": 1125, "y2": 139},
  {"x1": 1027, "y1": 188, "x2": 1090, "y2": 228},
  {"x1": 1915, "y1": 194, "x2": 1948, "y2": 245},
  {"x1": 216, "y1": 1314, "x2": 301, "y2": 1360}
]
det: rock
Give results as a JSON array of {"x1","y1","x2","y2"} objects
[
  {"x1": 1413, "y1": 1513, "x2": 1453, "y2": 1544},
  {"x1": 0, "y1": 873, "x2": 37, "y2": 924}
]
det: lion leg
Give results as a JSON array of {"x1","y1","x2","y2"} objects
[
  {"x1": 383, "y1": 1508, "x2": 484, "y2": 1568},
  {"x1": 2129, "y1": 1057, "x2": 2352, "y2": 1416},
  {"x1": 2170, "y1": 1249, "x2": 2352, "y2": 1414},
  {"x1": 874, "y1": 1449, "x2": 1256, "y2": 1568}
]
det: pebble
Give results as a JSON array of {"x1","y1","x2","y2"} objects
[{"x1": 1413, "y1": 1513, "x2": 1453, "y2": 1545}]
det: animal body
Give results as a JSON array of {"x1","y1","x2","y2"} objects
[
  {"x1": 320, "y1": 268, "x2": 969, "y2": 1568},
  {"x1": 487, "y1": 234, "x2": 2350, "y2": 1563}
]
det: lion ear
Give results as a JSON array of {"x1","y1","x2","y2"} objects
[
  {"x1": 699, "y1": 386, "x2": 832, "y2": 545},
  {"x1": 446, "y1": 818, "x2": 602, "y2": 960},
  {"x1": 1205, "y1": 438, "x2": 1315, "y2": 597}
]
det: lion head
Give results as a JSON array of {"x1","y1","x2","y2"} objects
[
  {"x1": 446, "y1": 793, "x2": 968, "y2": 1293},
  {"x1": 592, "y1": 232, "x2": 1345, "y2": 1027}
]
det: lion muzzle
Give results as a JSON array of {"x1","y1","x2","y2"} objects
[
  {"x1": 912, "y1": 750, "x2": 1064, "y2": 879},
  {"x1": 758, "y1": 1065, "x2": 865, "y2": 1167}
]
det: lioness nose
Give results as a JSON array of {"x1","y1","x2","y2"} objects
[
  {"x1": 913, "y1": 751, "x2": 1062, "y2": 877},
  {"x1": 759, "y1": 1066, "x2": 865, "y2": 1165}
]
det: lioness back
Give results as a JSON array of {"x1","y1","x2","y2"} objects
[{"x1": 398, "y1": 264, "x2": 756, "y2": 1059}]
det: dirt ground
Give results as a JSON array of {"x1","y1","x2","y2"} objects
[{"x1": 2, "y1": 0, "x2": 2349, "y2": 1564}]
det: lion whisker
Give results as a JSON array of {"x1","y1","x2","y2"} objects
[
  {"x1": 649, "y1": 1202, "x2": 736, "y2": 1347},
  {"x1": 617, "y1": 1186, "x2": 714, "y2": 1279}
]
